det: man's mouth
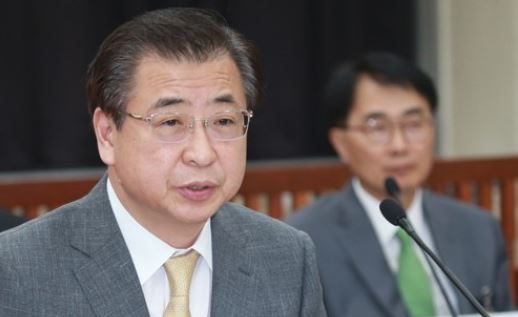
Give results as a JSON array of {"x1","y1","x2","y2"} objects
[{"x1": 177, "y1": 182, "x2": 217, "y2": 201}]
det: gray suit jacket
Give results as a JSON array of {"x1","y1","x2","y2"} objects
[
  {"x1": 286, "y1": 184, "x2": 513, "y2": 317},
  {"x1": 0, "y1": 176, "x2": 326, "y2": 317}
]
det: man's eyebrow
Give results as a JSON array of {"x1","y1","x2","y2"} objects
[
  {"x1": 152, "y1": 97, "x2": 184, "y2": 109},
  {"x1": 364, "y1": 112, "x2": 387, "y2": 121},
  {"x1": 363, "y1": 107, "x2": 425, "y2": 121},
  {"x1": 213, "y1": 94, "x2": 237, "y2": 104},
  {"x1": 402, "y1": 107, "x2": 425, "y2": 116}
]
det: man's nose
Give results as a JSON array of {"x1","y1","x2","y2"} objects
[
  {"x1": 388, "y1": 125, "x2": 409, "y2": 152},
  {"x1": 182, "y1": 121, "x2": 217, "y2": 167}
]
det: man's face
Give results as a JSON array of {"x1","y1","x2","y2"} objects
[
  {"x1": 329, "y1": 75, "x2": 435, "y2": 201},
  {"x1": 94, "y1": 54, "x2": 248, "y2": 238}
]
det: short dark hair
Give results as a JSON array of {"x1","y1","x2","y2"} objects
[
  {"x1": 324, "y1": 52, "x2": 437, "y2": 129},
  {"x1": 86, "y1": 7, "x2": 262, "y2": 129}
]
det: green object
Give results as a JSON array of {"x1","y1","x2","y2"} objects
[{"x1": 396, "y1": 228, "x2": 436, "y2": 317}]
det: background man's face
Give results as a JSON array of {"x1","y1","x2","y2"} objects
[
  {"x1": 96, "y1": 53, "x2": 248, "y2": 236},
  {"x1": 330, "y1": 75, "x2": 435, "y2": 201}
]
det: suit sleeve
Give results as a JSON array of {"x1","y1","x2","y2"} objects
[
  {"x1": 299, "y1": 231, "x2": 328, "y2": 317},
  {"x1": 491, "y1": 219, "x2": 515, "y2": 311}
]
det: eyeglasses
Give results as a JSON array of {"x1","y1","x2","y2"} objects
[
  {"x1": 123, "y1": 109, "x2": 253, "y2": 143},
  {"x1": 345, "y1": 115, "x2": 434, "y2": 145}
]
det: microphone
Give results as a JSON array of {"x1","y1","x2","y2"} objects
[
  {"x1": 384, "y1": 176, "x2": 458, "y2": 316},
  {"x1": 380, "y1": 198, "x2": 490, "y2": 317},
  {"x1": 380, "y1": 176, "x2": 413, "y2": 231}
]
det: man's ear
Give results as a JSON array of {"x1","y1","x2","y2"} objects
[
  {"x1": 329, "y1": 127, "x2": 350, "y2": 164},
  {"x1": 92, "y1": 108, "x2": 116, "y2": 165}
]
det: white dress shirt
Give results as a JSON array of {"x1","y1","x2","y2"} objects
[
  {"x1": 107, "y1": 179, "x2": 212, "y2": 317},
  {"x1": 352, "y1": 178, "x2": 458, "y2": 315}
]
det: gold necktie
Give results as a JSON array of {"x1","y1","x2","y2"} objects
[{"x1": 163, "y1": 250, "x2": 200, "y2": 317}]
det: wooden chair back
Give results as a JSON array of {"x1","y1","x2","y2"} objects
[{"x1": 0, "y1": 155, "x2": 517, "y2": 301}]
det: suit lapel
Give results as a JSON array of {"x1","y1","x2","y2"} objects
[
  {"x1": 336, "y1": 186, "x2": 408, "y2": 317},
  {"x1": 210, "y1": 204, "x2": 255, "y2": 316},
  {"x1": 68, "y1": 176, "x2": 149, "y2": 317}
]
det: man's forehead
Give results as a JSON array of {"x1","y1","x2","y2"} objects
[
  {"x1": 126, "y1": 53, "x2": 246, "y2": 113},
  {"x1": 134, "y1": 54, "x2": 241, "y2": 86},
  {"x1": 147, "y1": 94, "x2": 241, "y2": 113},
  {"x1": 351, "y1": 76, "x2": 431, "y2": 111}
]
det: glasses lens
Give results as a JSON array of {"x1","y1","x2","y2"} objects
[
  {"x1": 402, "y1": 117, "x2": 431, "y2": 142},
  {"x1": 365, "y1": 118, "x2": 391, "y2": 144},
  {"x1": 150, "y1": 113, "x2": 190, "y2": 143},
  {"x1": 208, "y1": 111, "x2": 250, "y2": 140}
]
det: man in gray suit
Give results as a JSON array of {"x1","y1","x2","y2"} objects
[
  {"x1": 0, "y1": 8, "x2": 326, "y2": 317},
  {"x1": 287, "y1": 52, "x2": 513, "y2": 316}
]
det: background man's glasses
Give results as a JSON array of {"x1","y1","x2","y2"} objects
[
  {"x1": 123, "y1": 109, "x2": 253, "y2": 143},
  {"x1": 344, "y1": 115, "x2": 434, "y2": 145}
]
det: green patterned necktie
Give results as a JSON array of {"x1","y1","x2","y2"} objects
[{"x1": 396, "y1": 228, "x2": 435, "y2": 317}]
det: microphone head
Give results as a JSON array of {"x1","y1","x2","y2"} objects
[
  {"x1": 379, "y1": 198, "x2": 406, "y2": 226},
  {"x1": 384, "y1": 177, "x2": 400, "y2": 198}
]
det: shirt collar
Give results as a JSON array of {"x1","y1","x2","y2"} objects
[
  {"x1": 107, "y1": 178, "x2": 213, "y2": 285},
  {"x1": 352, "y1": 178, "x2": 424, "y2": 244}
]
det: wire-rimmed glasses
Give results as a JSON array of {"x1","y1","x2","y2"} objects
[
  {"x1": 123, "y1": 109, "x2": 253, "y2": 143},
  {"x1": 345, "y1": 114, "x2": 434, "y2": 145}
]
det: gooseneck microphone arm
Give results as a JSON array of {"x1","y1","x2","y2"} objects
[
  {"x1": 384, "y1": 177, "x2": 458, "y2": 317},
  {"x1": 380, "y1": 199, "x2": 490, "y2": 317}
]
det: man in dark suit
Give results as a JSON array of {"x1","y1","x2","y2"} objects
[
  {"x1": 287, "y1": 52, "x2": 513, "y2": 316},
  {"x1": 0, "y1": 208, "x2": 25, "y2": 232},
  {"x1": 0, "y1": 8, "x2": 326, "y2": 316}
]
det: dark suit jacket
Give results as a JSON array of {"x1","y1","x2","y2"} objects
[
  {"x1": 286, "y1": 184, "x2": 513, "y2": 317},
  {"x1": 0, "y1": 209, "x2": 25, "y2": 232},
  {"x1": 0, "y1": 176, "x2": 326, "y2": 317}
]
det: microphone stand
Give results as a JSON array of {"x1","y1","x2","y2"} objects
[
  {"x1": 398, "y1": 217, "x2": 490, "y2": 317},
  {"x1": 421, "y1": 247, "x2": 458, "y2": 316}
]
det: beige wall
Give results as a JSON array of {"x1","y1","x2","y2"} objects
[{"x1": 418, "y1": 0, "x2": 518, "y2": 157}]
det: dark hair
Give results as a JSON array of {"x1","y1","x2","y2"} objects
[
  {"x1": 324, "y1": 52, "x2": 437, "y2": 129},
  {"x1": 86, "y1": 7, "x2": 262, "y2": 129}
]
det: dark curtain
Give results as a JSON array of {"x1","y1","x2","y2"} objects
[{"x1": 0, "y1": 0, "x2": 415, "y2": 171}]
